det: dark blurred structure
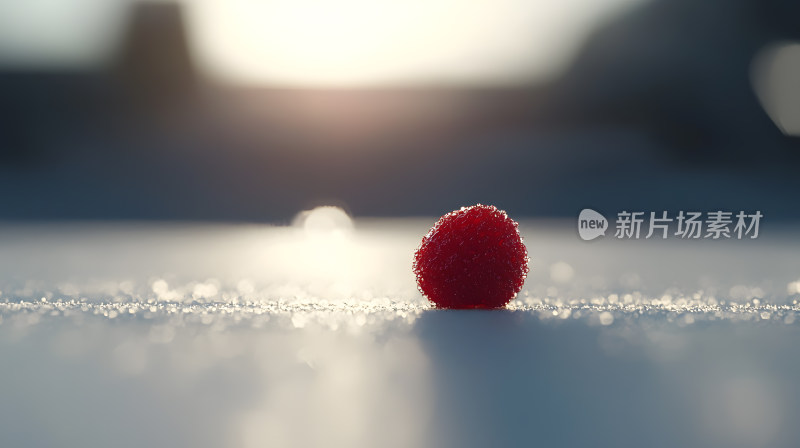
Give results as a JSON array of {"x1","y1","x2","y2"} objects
[
  {"x1": 113, "y1": 3, "x2": 197, "y2": 107},
  {"x1": 0, "y1": 0, "x2": 799, "y2": 221}
]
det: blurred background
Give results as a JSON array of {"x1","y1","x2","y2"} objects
[
  {"x1": 4, "y1": 4, "x2": 800, "y2": 447},
  {"x1": 1, "y1": 0, "x2": 799, "y2": 221}
]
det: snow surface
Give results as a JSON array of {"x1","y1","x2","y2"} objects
[{"x1": 1, "y1": 217, "x2": 800, "y2": 448}]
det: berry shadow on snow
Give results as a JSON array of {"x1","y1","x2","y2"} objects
[{"x1": 414, "y1": 310, "x2": 800, "y2": 448}]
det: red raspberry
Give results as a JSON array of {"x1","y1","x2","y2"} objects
[{"x1": 413, "y1": 204, "x2": 529, "y2": 309}]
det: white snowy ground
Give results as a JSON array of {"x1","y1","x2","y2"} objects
[{"x1": 1, "y1": 211, "x2": 800, "y2": 448}]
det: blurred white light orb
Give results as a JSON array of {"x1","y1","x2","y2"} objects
[
  {"x1": 294, "y1": 206, "x2": 354, "y2": 237},
  {"x1": 752, "y1": 41, "x2": 800, "y2": 136},
  {"x1": 549, "y1": 261, "x2": 575, "y2": 283}
]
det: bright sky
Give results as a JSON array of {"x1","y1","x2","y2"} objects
[{"x1": 0, "y1": 0, "x2": 642, "y2": 86}]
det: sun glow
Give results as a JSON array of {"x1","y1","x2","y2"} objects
[
  {"x1": 186, "y1": 0, "x2": 642, "y2": 86},
  {"x1": 0, "y1": 0, "x2": 643, "y2": 85}
]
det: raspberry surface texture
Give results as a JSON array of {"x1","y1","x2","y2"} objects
[{"x1": 413, "y1": 204, "x2": 529, "y2": 309}]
